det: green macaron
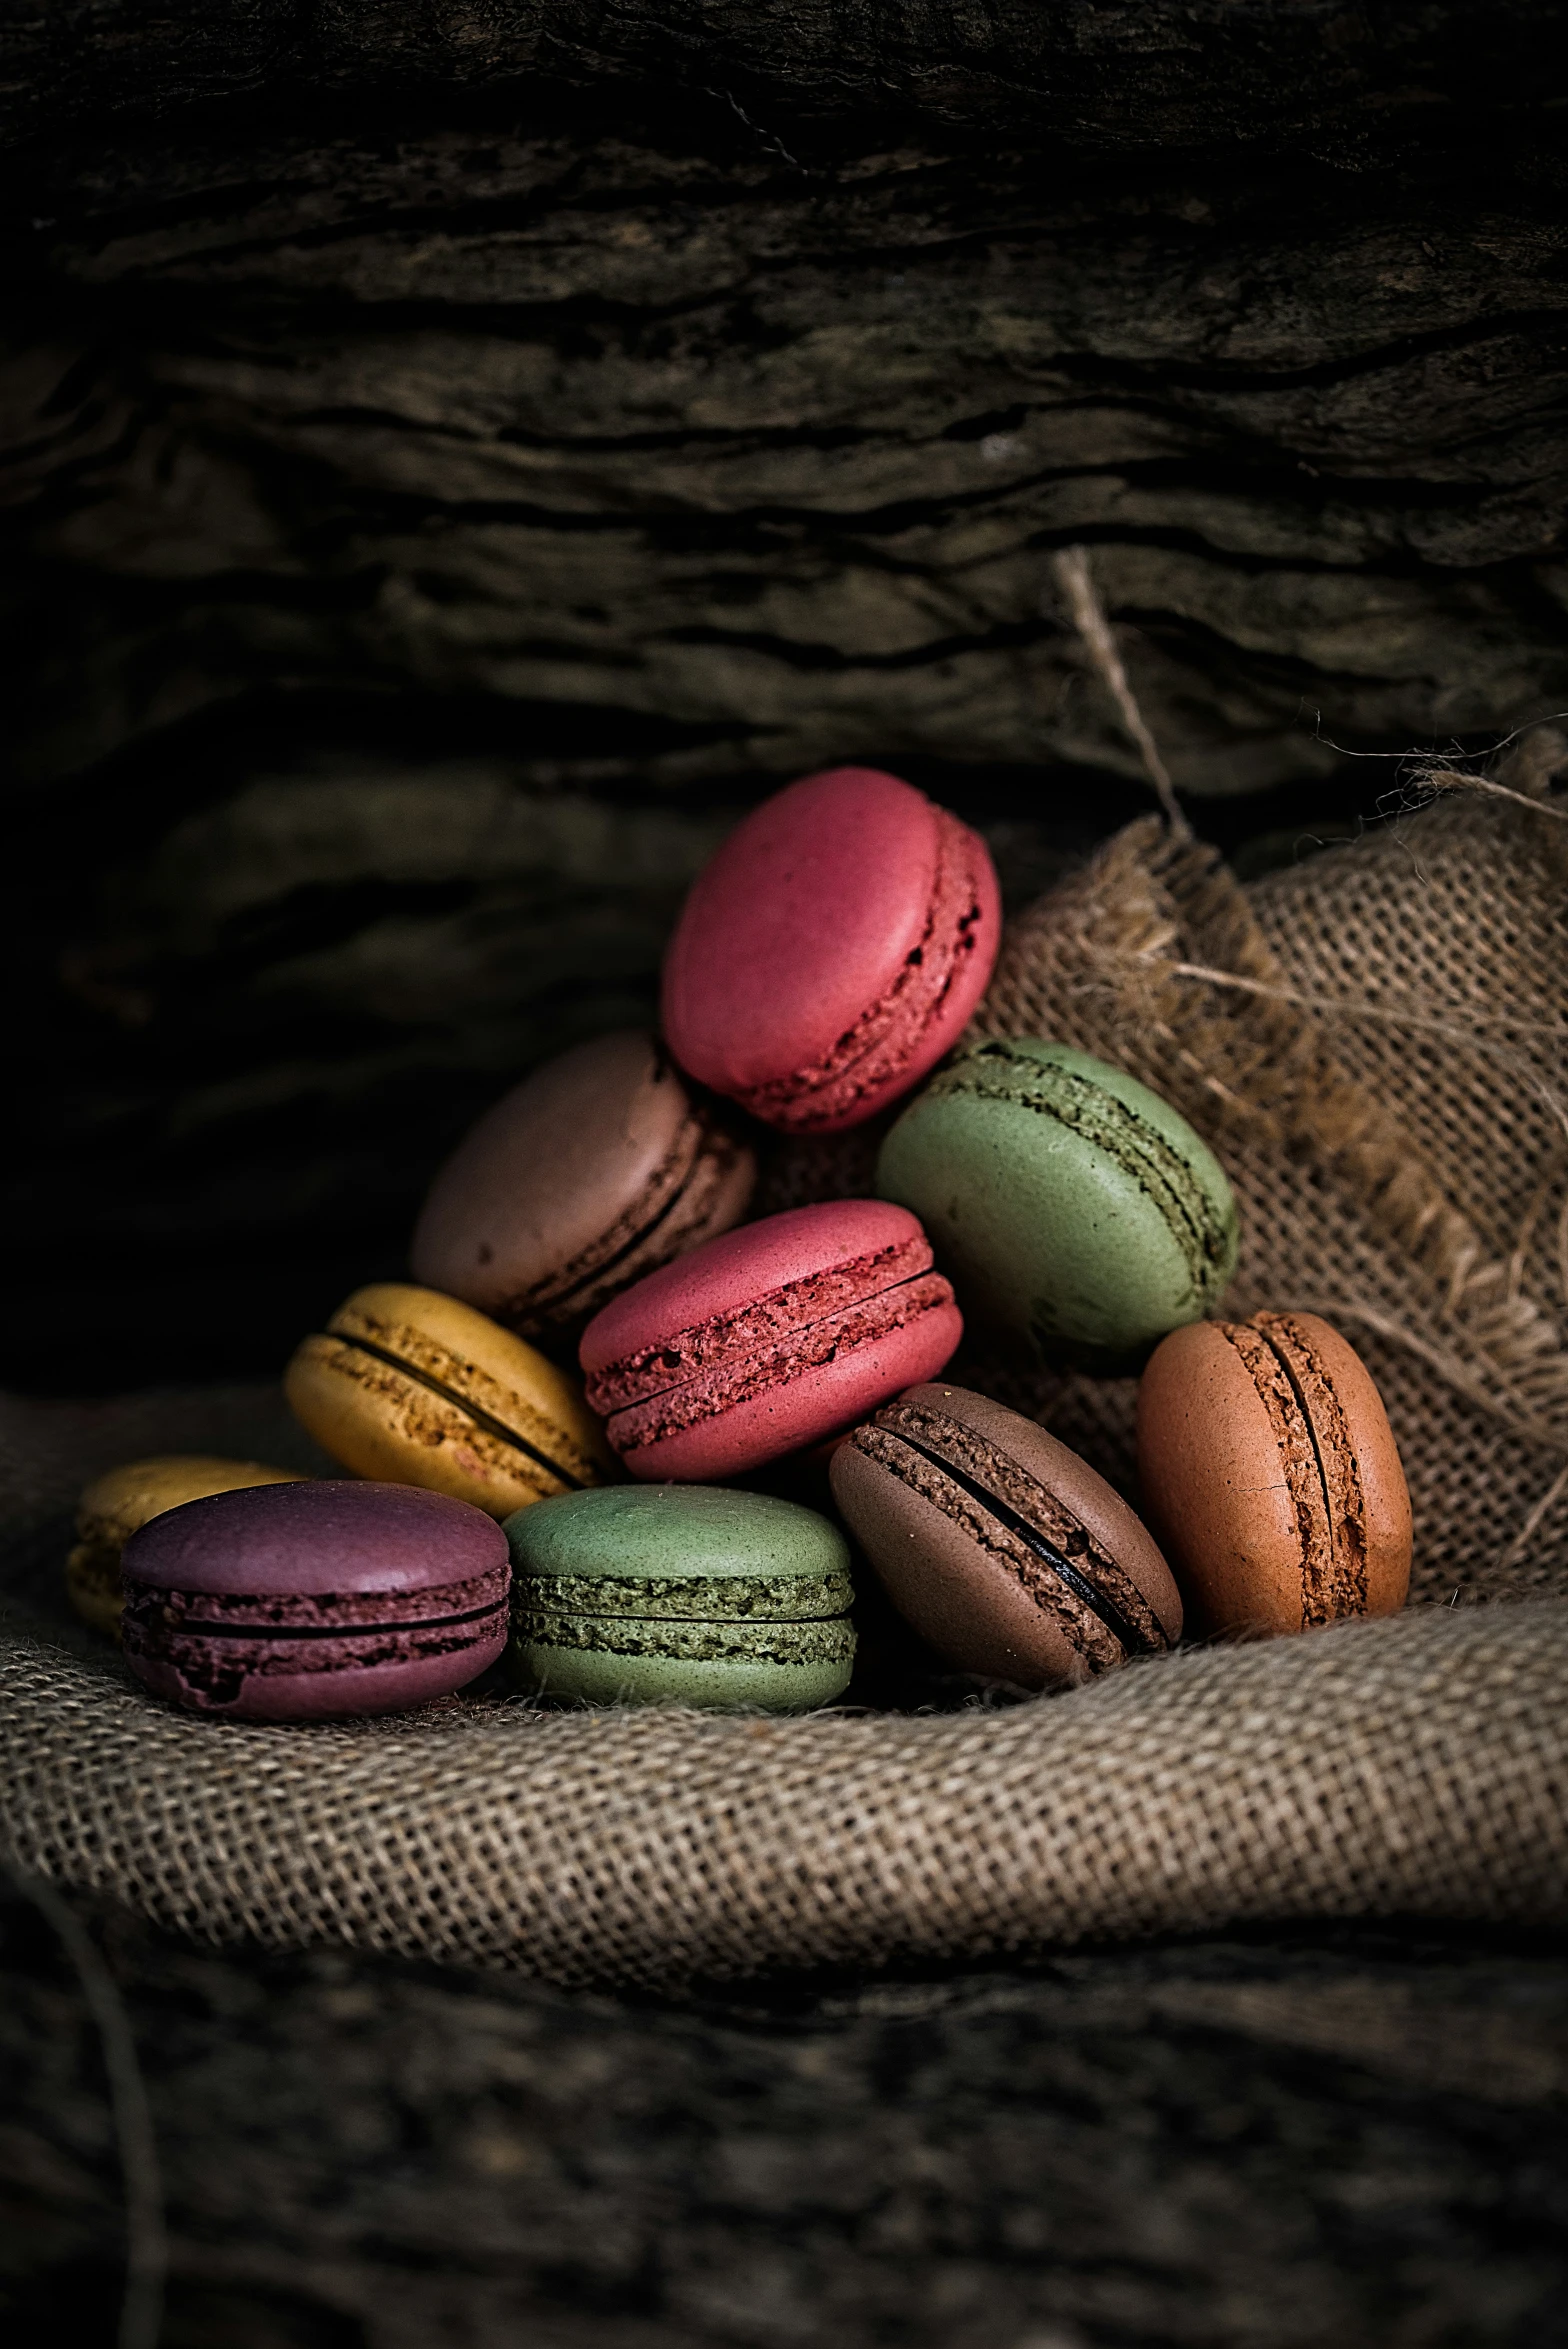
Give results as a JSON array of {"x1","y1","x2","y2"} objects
[
  {"x1": 875, "y1": 1038, "x2": 1238, "y2": 1369},
  {"x1": 503, "y1": 1484, "x2": 856, "y2": 1711}
]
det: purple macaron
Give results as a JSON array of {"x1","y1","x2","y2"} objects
[{"x1": 121, "y1": 1479, "x2": 510, "y2": 1720}]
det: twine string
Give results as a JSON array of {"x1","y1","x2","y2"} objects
[
  {"x1": 1052, "y1": 546, "x2": 1193, "y2": 841},
  {"x1": 1494, "y1": 1459, "x2": 1568, "y2": 1577}
]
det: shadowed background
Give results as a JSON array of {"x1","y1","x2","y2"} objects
[{"x1": 5, "y1": 0, "x2": 1568, "y2": 1389}]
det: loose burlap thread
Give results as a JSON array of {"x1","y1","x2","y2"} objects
[{"x1": 3, "y1": 754, "x2": 1567, "y2": 1983}]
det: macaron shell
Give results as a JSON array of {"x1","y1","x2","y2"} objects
[
  {"x1": 811, "y1": 809, "x2": 998, "y2": 1130},
  {"x1": 67, "y1": 1456, "x2": 310, "y2": 1640},
  {"x1": 409, "y1": 1031, "x2": 755, "y2": 1331},
  {"x1": 590, "y1": 1124, "x2": 756, "y2": 1304},
  {"x1": 661, "y1": 768, "x2": 1001, "y2": 1131},
  {"x1": 128, "y1": 1627, "x2": 507, "y2": 1721},
  {"x1": 331, "y1": 1284, "x2": 614, "y2": 1471},
  {"x1": 581, "y1": 1200, "x2": 933, "y2": 1378},
  {"x1": 120, "y1": 1480, "x2": 510, "y2": 1717},
  {"x1": 830, "y1": 1383, "x2": 1179, "y2": 1687},
  {"x1": 612, "y1": 1295, "x2": 963, "y2": 1480},
  {"x1": 74, "y1": 1455, "x2": 309, "y2": 1549},
  {"x1": 64, "y1": 1560, "x2": 133, "y2": 1642},
  {"x1": 1136, "y1": 1314, "x2": 1412, "y2": 1637},
  {"x1": 504, "y1": 1483, "x2": 852, "y2": 1607},
  {"x1": 286, "y1": 1282, "x2": 613, "y2": 1515},
  {"x1": 664, "y1": 768, "x2": 943, "y2": 1091},
  {"x1": 830, "y1": 1440, "x2": 1068, "y2": 1683},
  {"x1": 1263, "y1": 1310, "x2": 1412, "y2": 1619},
  {"x1": 876, "y1": 1039, "x2": 1238, "y2": 1365},
  {"x1": 894, "y1": 1383, "x2": 1182, "y2": 1641},
  {"x1": 511, "y1": 1632, "x2": 853, "y2": 1712},
  {"x1": 723, "y1": 809, "x2": 1003, "y2": 1134},
  {"x1": 1136, "y1": 1321, "x2": 1308, "y2": 1634},
  {"x1": 123, "y1": 1477, "x2": 508, "y2": 1596}
]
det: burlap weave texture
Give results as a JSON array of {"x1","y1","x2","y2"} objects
[
  {"x1": 980, "y1": 774, "x2": 1568, "y2": 1600},
  {"x1": 3, "y1": 1606, "x2": 1565, "y2": 1984},
  {"x1": 2, "y1": 771, "x2": 1566, "y2": 1982}
]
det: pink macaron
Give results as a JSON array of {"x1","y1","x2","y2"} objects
[
  {"x1": 661, "y1": 766, "x2": 1002, "y2": 1133},
  {"x1": 580, "y1": 1199, "x2": 963, "y2": 1480}
]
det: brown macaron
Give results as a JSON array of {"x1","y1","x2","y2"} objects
[
  {"x1": 1136, "y1": 1310, "x2": 1412, "y2": 1638},
  {"x1": 830, "y1": 1382, "x2": 1182, "y2": 1688},
  {"x1": 410, "y1": 1030, "x2": 756, "y2": 1343}
]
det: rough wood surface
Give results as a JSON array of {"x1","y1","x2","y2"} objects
[
  {"x1": 6, "y1": 110, "x2": 1568, "y2": 800},
  {"x1": 3, "y1": 1883, "x2": 1566, "y2": 2347}
]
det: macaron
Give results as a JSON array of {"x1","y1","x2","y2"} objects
[
  {"x1": 876, "y1": 1038, "x2": 1239, "y2": 1367},
  {"x1": 580, "y1": 1199, "x2": 962, "y2": 1480},
  {"x1": 1136, "y1": 1310, "x2": 1412, "y2": 1638},
  {"x1": 505, "y1": 1484, "x2": 856, "y2": 1710},
  {"x1": 66, "y1": 1456, "x2": 309, "y2": 1640},
  {"x1": 121, "y1": 1479, "x2": 510, "y2": 1719},
  {"x1": 661, "y1": 766, "x2": 1002, "y2": 1133},
  {"x1": 285, "y1": 1282, "x2": 614, "y2": 1517},
  {"x1": 409, "y1": 1030, "x2": 756, "y2": 1343},
  {"x1": 831, "y1": 1382, "x2": 1181, "y2": 1688}
]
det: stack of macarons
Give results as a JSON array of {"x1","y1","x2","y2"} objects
[{"x1": 76, "y1": 763, "x2": 1411, "y2": 1723}]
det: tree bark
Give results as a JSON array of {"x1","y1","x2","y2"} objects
[{"x1": 6, "y1": 98, "x2": 1568, "y2": 800}]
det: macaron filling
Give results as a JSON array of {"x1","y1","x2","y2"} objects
[
  {"x1": 585, "y1": 1236, "x2": 954, "y2": 1452},
  {"x1": 736, "y1": 810, "x2": 993, "y2": 1132},
  {"x1": 927, "y1": 1041, "x2": 1236, "y2": 1298},
  {"x1": 1224, "y1": 1314, "x2": 1368, "y2": 1623},
  {"x1": 314, "y1": 1323, "x2": 591, "y2": 1490},
  {"x1": 851, "y1": 1396, "x2": 1172, "y2": 1669}
]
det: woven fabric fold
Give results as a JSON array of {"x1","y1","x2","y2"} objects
[{"x1": 2, "y1": 1606, "x2": 1565, "y2": 1985}]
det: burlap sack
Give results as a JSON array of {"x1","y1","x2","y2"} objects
[{"x1": 3, "y1": 753, "x2": 1566, "y2": 1985}]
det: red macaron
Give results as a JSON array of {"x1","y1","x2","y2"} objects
[
  {"x1": 661, "y1": 766, "x2": 1002, "y2": 1132},
  {"x1": 580, "y1": 1199, "x2": 963, "y2": 1480}
]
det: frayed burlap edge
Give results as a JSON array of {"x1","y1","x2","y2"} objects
[
  {"x1": 967, "y1": 739, "x2": 1568, "y2": 1581},
  {"x1": 981, "y1": 766, "x2": 1568, "y2": 1444}
]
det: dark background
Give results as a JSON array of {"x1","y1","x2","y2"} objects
[
  {"x1": 6, "y1": 0, "x2": 1568, "y2": 1392},
  {"x1": 3, "y1": 8, "x2": 1567, "y2": 2342}
]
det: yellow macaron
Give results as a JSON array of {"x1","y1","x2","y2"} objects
[
  {"x1": 285, "y1": 1282, "x2": 616, "y2": 1517},
  {"x1": 67, "y1": 1455, "x2": 309, "y2": 1640}
]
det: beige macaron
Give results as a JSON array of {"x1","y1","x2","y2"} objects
[
  {"x1": 67, "y1": 1455, "x2": 308, "y2": 1640},
  {"x1": 285, "y1": 1282, "x2": 616, "y2": 1518}
]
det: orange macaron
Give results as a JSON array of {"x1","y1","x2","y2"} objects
[{"x1": 1136, "y1": 1309, "x2": 1411, "y2": 1639}]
